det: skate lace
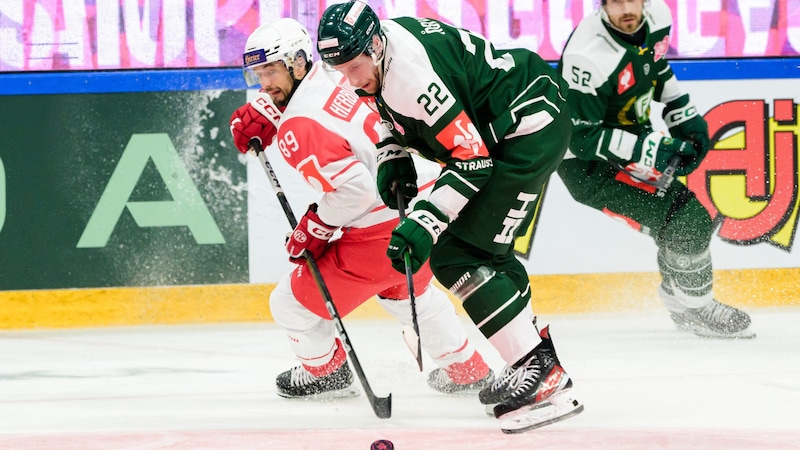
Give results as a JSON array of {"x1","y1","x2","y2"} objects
[
  {"x1": 487, "y1": 365, "x2": 515, "y2": 393},
  {"x1": 431, "y1": 368, "x2": 452, "y2": 387},
  {"x1": 288, "y1": 365, "x2": 318, "y2": 387},
  {"x1": 508, "y1": 357, "x2": 542, "y2": 397},
  {"x1": 699, "y1": 301, "x2": 735, "y2": 322}
]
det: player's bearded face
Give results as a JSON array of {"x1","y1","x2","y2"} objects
[
  {"x1": 254, "y1": 62, "x2": 295, "y2": 107},
  {"x1": 333, "y1": 53, "x2": 382, "y2": 95},
  {"x1": 604, "y1": 0, "x2": 644, "y2": 33}
]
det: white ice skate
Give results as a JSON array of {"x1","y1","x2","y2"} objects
[
  {"x1": 275, "y1": 362, "x2": 360, "y2": 399},
  {"x1": 660, "y1": 285, "x2": 756, "y2": 339}
]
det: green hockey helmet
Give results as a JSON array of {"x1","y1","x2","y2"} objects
[
  {"x1": 242, "y1": 18, "x2": 313, "y2": 87},
  {"x1": 317, "y1": 1, "x2": 381, "y2": 66}
]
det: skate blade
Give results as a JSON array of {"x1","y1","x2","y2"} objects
[
  {"x1": 484, "y1": 400, "x2": 551, "y2": 416},
  {"x1": 277, "y1": 386, "x2": 360, "y2": 400},
  {"x1": 687, "y1": 326, "x2": 757, "y2": 340},
  {"x1": 500, "y1": 391, "x2": 583, "y2": 434},
  {"x1": 435, "y1": 382, "x2": 494, "y2": 397}
]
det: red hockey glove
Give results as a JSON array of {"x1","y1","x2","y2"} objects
[
  {"x1": 229, "y1": 92, "x2": 283, "y2": 153},
  {"x1": 229, "y1": 103, "x2": 274, "y2": 153},
  {"x1": 286, "y1": 204, "x2": 337, "y2": 263}
]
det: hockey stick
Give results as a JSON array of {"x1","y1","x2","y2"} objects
[
  {"x1": 393, "y1": 182, "x2": 423, "y2": 372},
  {"x1": 656, "y1": 134, "x2": 709, "y2": 195},
  {"x1": 250, "y1": 138, "x2": 392, "y2": 419},
  {"x1": 654, "y1": 155, "x2": 682, "y2": 197},
  {"x1": 612, "y1": 154, "x2": 682, "y2": 198}
]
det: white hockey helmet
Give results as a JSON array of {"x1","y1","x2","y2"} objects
[{"x1": 242, "y1": 18, "x2": 313, "y2": 87}]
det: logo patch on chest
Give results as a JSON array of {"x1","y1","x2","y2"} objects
[
  {"x1": 324, "y1": 86, "x2": 359, "y2": 122},
  {"x1": 654, "y1": 35, "x2": 669, "y2": 62},
  {"x1": 618, "y1": 62, "x2": 635, "y2": 95}
]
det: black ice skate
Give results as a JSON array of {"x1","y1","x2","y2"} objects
[
  {"x1": 275, "y1": 362, "x2": 359, "y2": 399},
  {"x1": 478, "y1": 364, "x2": 515, "y2": 414},
  {"x1": 492, "y1": 329, "x2": 583, "y2": 433},
  {"x1": 479, "y1": 323, "x2": 560, "y2": 415},
  {"x1": 660, "y1": 285, "x2": 755, "y2": 339}
]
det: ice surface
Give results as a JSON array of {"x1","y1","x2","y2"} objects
[{"x1": 1, "y1": 308, "x2": 799, "y2": 449}]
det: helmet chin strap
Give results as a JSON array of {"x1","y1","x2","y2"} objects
[
  {"x1": 369, "y1": 33, "x2": 387, "y2": 88},
  {"x1": 369, "y1": 33, "x2": 387, "y2": 67}
]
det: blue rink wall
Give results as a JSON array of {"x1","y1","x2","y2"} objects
[
  {"x1": 2, "y1": 59, "x2": 798, "y2": 95},
  {"x1": 0, "y1": 58, "x2": 798, "y2": 329}
]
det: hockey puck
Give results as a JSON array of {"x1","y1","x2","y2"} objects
[{"x1": 370, "y1": 439, "x2": 394, "y2": 450}]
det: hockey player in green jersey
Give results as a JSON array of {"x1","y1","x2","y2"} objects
[
  {"x1": 317, "y1": 1, "x2": 582, "y2": 433},
  {"x1": 558, "y1": 0, "x2": 753, "y2": 338}
]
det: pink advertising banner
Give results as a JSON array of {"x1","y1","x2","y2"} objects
[{"x1": 1, "y1": 0, "x2": 799, "y2": 72}]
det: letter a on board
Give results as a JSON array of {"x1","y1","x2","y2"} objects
[{"x1": 77, "y1": 133, "x2": 224, "y2": 248}]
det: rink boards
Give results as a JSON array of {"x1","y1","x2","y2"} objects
[
  {"x1": 2, "y1": 268, "x2": 798, "y2": 329},
  {"x1": 1, "y1": 59, "x2": 798, "y2": 329}
]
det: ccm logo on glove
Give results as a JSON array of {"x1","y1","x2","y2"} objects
[
  {"x1": 285, "y1": 204, "x2": 337, "y2": 263},
  {"x1": 229, "y1": 92, "x2": 283, "y2": 154}
]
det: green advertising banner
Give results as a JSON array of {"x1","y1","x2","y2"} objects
[{"x1": 0, "y1": 90, "x2": 248, "y2": 290}]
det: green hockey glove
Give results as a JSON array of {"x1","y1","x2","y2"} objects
[
  {"x1": 629, "y1": 131, "x2": 698, "y2": 178},
  {"x1": 387, "y1": 200, "x2": 449, "y2": 274},
  {"x1": 663, "y1": 94, "x2": 710, "y2": 174},
  {"x1": 376, "y1": 145, "x2": 418, "y2": 210}
]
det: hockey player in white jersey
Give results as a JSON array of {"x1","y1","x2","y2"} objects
[{"x1": 229, "y1": 18, "x2": 494, "y2": 399}]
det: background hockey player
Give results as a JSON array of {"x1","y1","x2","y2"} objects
[
  {"x1": 229, "y1": 18, "x2": 494, "y2": 400},
  {"x1": 557, "y1": 0, "x2": 753, "y2": 338},
  {"x1": 317, "y1": 1, "x2": 583, "y2": 433}
]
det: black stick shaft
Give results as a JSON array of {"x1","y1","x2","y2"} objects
[
  {"x1": 656, "y1": 155, "x2": 683, "y2": 197},
  {"x1": 394, "y1": 184, "x2": 423, "y2": 372},
  {"x1": 251, "y1": 139, "x2": 391, "y2": 419}
]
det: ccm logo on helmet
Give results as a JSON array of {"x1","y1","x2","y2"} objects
[{"x1": 363, "y1": 22, "x2": 375, "y2": 36}]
